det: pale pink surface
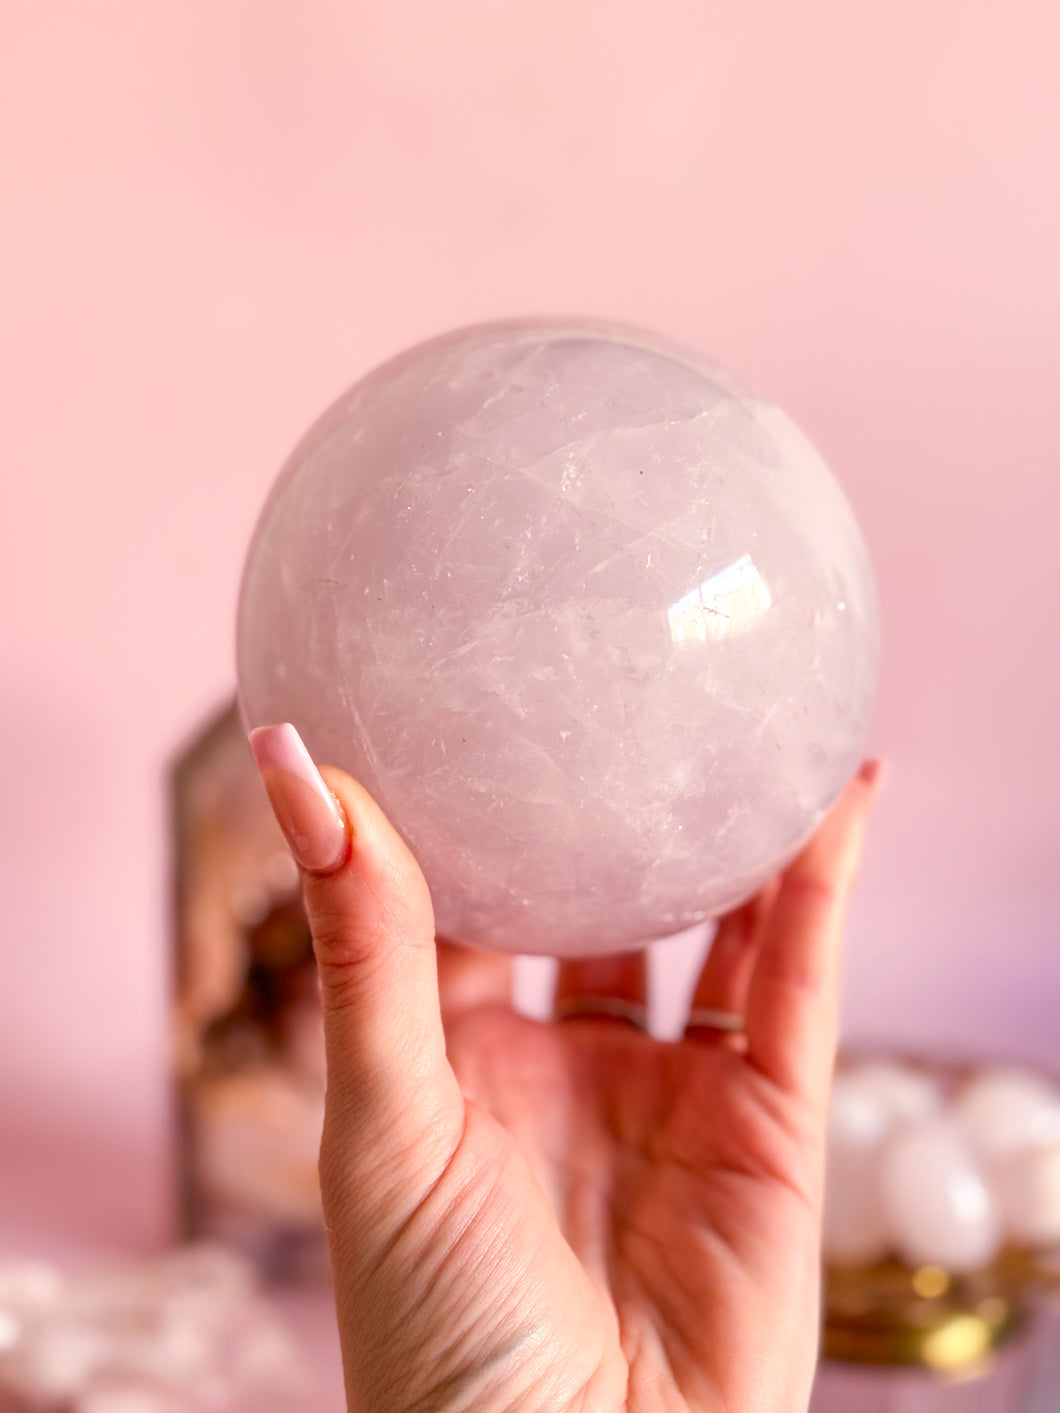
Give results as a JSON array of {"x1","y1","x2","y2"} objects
[{"x1": 1, "y1": 4, "x2": 1059, "y2": 1402}]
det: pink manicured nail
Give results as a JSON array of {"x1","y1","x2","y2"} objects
[
  {"x1": 858, "y1": 758, "x2": 884, "y2": 787},
  {"x1": 249, "y1": 723, "x2": 350, "y2": 874}
]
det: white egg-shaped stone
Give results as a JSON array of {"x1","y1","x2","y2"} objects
[
  {"x1": 823, "y1": 1078, "x2": 892, "y2": 1266},
  {"x1": 996, "y1": 1143, "x2": 1060, "y2": 1248},
  {"x1": 0, "y1": 1261, "x2": 62, "y2": 1314},
  {"x1": 955, "y1": 1068, "x2": 1060, "y2": 1166},
  {"x1": 8, "y1": 1320, "x2": 109, "y2": 1402},
  {"x1": 879, "y1": 1119, "x2": 1002, "y2": 1273},
  {"x1": 841, "y1": 1061, "x2": 943, "y2": 1126}
]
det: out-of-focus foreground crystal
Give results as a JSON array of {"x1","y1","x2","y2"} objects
[
  {"x1": 0, "y1": 1247, "x2": 306, "y2": 1412},
  {"x1": 238, "y1": 320, "x2": 879, "y2": 956}
]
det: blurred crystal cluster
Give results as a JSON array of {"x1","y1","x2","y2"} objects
[
  {"x1": 822, "y1": 1055, "x2": 1060, "y2": 1373},
  {"x1": 171, "y1": 706, "x2": 327, "y2": 1277},
  {"x1": 0, "y1": 1247, "x2": 306, "y2": 1412}
]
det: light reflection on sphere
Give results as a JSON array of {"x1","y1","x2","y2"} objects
[{"x1": 237, "y1": 320, "x2": 879, "y2": 957}]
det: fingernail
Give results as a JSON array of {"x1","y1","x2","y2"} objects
[
  {"x1": 249, "y1": 723, "x2": 350, "y2": 874},
  {"x1": 858, "y1": 757, "x2": 885, "y2": 788}
]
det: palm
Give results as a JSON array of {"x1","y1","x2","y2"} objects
[{"x1": 437, "y1": 983, "x2": 823, "y2": 1411}]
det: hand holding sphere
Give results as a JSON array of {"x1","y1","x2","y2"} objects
[{"x1": 242, "y1": 321, "x2": 881, "y2": 1409}]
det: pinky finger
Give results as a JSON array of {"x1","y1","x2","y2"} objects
[{"x1": 744, "y1": 760, "x2": 882, "y2": 1108}]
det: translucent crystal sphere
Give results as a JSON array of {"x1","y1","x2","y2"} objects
[{"x1": 237, "y1": 320, "x2": 878, "y2": 956}]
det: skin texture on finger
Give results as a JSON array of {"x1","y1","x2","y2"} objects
[
  {"x1": 744, "y1": 760, "x2": 882, "y2": 1110},
  {"x1": 302, "y1": 765, "x2": 464, "y2": 1152}
]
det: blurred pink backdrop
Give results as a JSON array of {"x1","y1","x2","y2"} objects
[{"x1": 2, "y1": 0, "x2": 1058, "y2": 1263}]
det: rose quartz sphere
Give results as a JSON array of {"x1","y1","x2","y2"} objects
[{"x1": 237, "y1": 320, "x2": 878, "y2": 956}]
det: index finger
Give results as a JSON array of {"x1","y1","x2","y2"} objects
[{"x1": 744, "y1": 760, "x2": 882, "y2": 1107}]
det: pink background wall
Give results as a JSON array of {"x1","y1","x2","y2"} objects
[{"x1": 2, "y1": 1, "x2": 1058, "y2": 1257}]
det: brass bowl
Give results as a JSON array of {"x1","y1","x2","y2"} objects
[{"x1": 824, "y1": 1254, "x2": 1031, "y2": 1375}]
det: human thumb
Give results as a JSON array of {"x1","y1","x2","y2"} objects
[{"x1": 249, "y1": 723, "x2": 461, "y2": 1156}]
